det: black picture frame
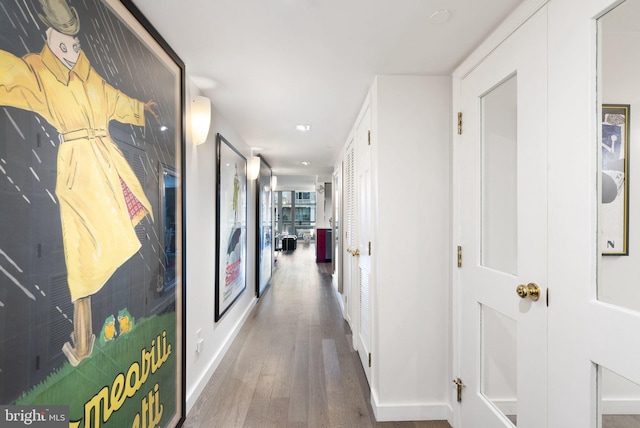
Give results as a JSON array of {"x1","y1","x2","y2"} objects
[
  {"x1": 215, "y1": 133, "x2": 248, "y2": 321},
  {"x1": 601, "y1": 104, "x2": 630, "y2": 256},
  {"x1": 256, "y1": 156, "x2": 274, "y2": 297},
  {"x1": 0, "y1": 0, "x2": 186, "y2": 426}
]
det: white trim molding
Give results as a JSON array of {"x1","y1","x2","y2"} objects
[{"x1": 371, "y1": 391, "x2": 453, "y2": 424}]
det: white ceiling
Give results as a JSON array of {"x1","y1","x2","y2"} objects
[{"x1": 132, "y1": 0, "x2": 524, "y2": 182}]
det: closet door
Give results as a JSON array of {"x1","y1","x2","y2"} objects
[
  {"x1": 344, "y1": 138, "x2": 356, "y2": 328},
  {"x1": 354, "y1": 105, "x2": 372, "y2": 383}
]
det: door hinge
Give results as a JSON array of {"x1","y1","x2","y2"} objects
[
  {"x1": 367, "y1": 130, "x2": 371, "y2": 145},
  {"x1": 457, "y1": 246, "x2": 462, "y2": 268},
  {"x1": 368, "y1": 353, "x2": 372, "y2": 367},
  {"x1": 453, "y1": 378, "x2": 466, "y2": 402},
  {"x1": 368, "y1": 241, "x2": 371, "y2": 255},
  {"x1": 457, "y1": 112, "x2": 463, "y2": 135}
]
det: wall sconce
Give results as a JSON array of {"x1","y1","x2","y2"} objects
[
  {"x1": 271, "y1": 175, "x2": 278, "y2": 191},
  {"x1": 247, "y1": 156, "x2": 260, "y2": 180},
  {"x1": 191, "y1": 95, "x2": 211, "y2": 145}
]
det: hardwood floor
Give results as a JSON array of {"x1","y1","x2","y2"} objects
[
  {"x1": 185, "y1": 242, "x2": 451, "y2": 428},
  {"x1": 603, "y1": 415, "x2": 640, "y2": 428}
]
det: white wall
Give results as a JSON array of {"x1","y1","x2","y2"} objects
[
  {"x1": 185, "y1": 80, "x2": 258, "y2": 413},
  {"x1": 369, "y1": 75, "x2": 452, "y2": 420},
  {"x1": 315, "y1": 181, "x2": 332, "y2": 229}
]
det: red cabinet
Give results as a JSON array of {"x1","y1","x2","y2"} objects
[{"x1": 316, "y1": 228, "x2": 332, "y2": 263}]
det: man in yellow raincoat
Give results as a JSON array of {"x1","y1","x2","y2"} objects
[{"x1": 0, "y1": 0, "x2": 157, "y2": 365}]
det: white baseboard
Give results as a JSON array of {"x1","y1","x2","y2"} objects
[
  {"x1": 331, "y1": 278, "x2": 346, "y2": 317},
  {"x1": 185, "y1": 298, "x2": 257, "y2": 413},
  {"x1": 601, "y1": 398, "x2": 640, "y2": 414},
  {"x1": 371, "y1": 391, "x2": 453, "y2": 422}
]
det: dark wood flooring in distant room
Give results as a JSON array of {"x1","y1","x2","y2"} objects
[{"x1": 185, "y1": 242, "x2": 452, "y2": 428}]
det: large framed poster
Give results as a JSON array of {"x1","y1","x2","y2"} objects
[
  {"x1": 256, "y1": 156, "x2": 273, "y2": 297},
  {"x1": 0, "y1": 0, "x2": 186, "y2": 427},
  {"x1": 215, "y1": 133, "x2": 247, "y2": 321}
]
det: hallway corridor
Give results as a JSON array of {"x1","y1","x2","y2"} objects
[{"x1": 184, "y1": 242, "x2": 451, "y2": 428}]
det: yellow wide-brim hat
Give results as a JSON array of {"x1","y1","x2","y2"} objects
[{"x1": 38, "y1": 0, "x2": 80, "y2": 36}]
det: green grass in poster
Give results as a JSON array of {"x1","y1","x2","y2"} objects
[{"x1": 15, "y1": 313, "x2": 178, "y2": 428}]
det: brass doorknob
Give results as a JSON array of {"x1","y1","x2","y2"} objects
[
  {"x1": 516, "y1": 283, "x2": 540, "y2": 301},
  {"x1": 352, "y1": 249, "x2": 360, "y2": 257}
]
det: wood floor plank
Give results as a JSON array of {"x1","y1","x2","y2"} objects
[
  {"x1": 288, "y1": 317, "x2": 310, "y2": 423},
  {"x1": 339, "y1": 345, "x2": 373, "y2": 427},
  {"x1": 603, "y1": 415, "x2": 640, "y2": 428},
  {"x1": 322, "y1": 339, "x2": 348, "y2": 427},
  {"x1": 322, "y1": 339, "x2": 342, "y2": 393},
  {"x1": 265, "y1": 397, "x2": 289, "y2": 428},
  {"x1": 308, "y1": 324, "x2": 331, "y2": 428},
  {"x1": 261, "y1": 339, "x2": 284, "y2": 376},
  {"x1": 242, "y1": 373, "x2": 275, "y2": 428},
  {"x1": 271, "y1": 343, "x2": 295, "y2": 398}
]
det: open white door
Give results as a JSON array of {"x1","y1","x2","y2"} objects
[
  {"x1": 583, "y1": 1, "x2": 640, "y2": 427},
  {"x1": 332, "y1": 168, "x2": 342, "y2": 294},
  {"x1": 456, "y1": 5, "x2": 548, "y2": 427}
]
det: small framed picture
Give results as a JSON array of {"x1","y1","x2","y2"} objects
[{"x1": 601, "y1": 104, "x2": 630, "y2": 255}]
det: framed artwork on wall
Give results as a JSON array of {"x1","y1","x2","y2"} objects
[
  {"x1": 0, "y1": 0, "x2": 186, "y2": 426},
  {"x1": 256, "y1": 156, "x2": 273, "y2": 297},
  {"x1": 601, "y1": 104, "x2": 630, "y2": 255},
  {"x1": 215, "y1": 133, "x2": 248, "y2": 321}
]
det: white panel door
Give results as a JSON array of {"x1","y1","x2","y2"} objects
[
  {"x1": 355, "y1": 105, "x2": 372, "y2": 383},
  {"x1": 457, "y1": 6, "x2": 548, "y2": 428},
  {"x1": 587, "y1": 1, "x2": 640, "y2": 427}
]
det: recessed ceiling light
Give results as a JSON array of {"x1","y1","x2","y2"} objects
[
  {"x1": 429, "y1": 9, "x2": 452, "y2": 24},
  {"x1": 301, "y1": 161, "x2": 310, "y2": 166},
  {"x1": 296, "y1": 124, "x2": 311, "y2": 132}
]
